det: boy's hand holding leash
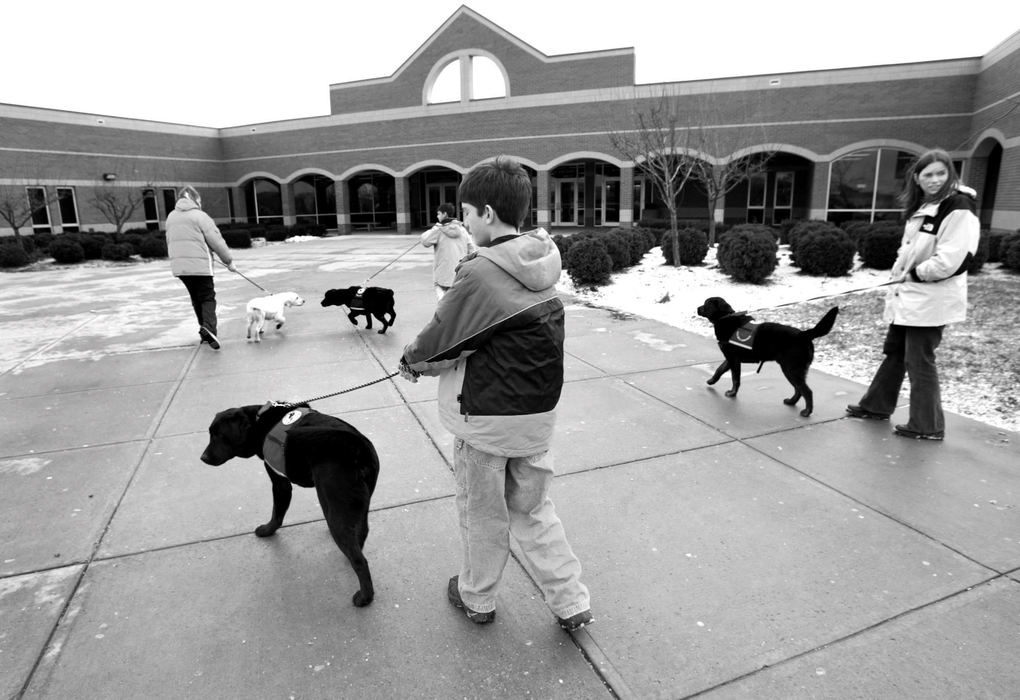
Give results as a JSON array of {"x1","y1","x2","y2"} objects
[{"x1": 398, "y1": 357, "x2": 420, "y2": 383}]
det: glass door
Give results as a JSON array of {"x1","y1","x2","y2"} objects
[
  {"x1": 772, "y1": 171, "x2": 794, "y2": 224},
  {"x1": 554, "y1": 180, "x2": 582, "y2": 226}
]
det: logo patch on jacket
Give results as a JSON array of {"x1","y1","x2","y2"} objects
[
  {"x1": 921, "y1": 222, "x2": 935, "y2": 232},
  {"x1": 728, "y1": 322, "x2": 759, "y2": 350}
]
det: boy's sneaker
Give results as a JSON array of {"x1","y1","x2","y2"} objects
[
  {"x1": 894, "y1": 424, "x2": 944, "y2": 441},
  {"x1": 845, "y1": 404, "x2": 890, "y2": 420},
  {"x1": 557, "y1": 610, "x2": 594, "y2": 632},
  {"x1": 446, "y1": 576, "x2": 494, "y2": 624}
]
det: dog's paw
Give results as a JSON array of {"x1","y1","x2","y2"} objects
[
  {"x1": 706, "y1": 376, "x2": 718, "y2": 385},
  {"x1": 783, "y1": 397, "x2": 798, "y2": 406},
  {"x1": 352, "y1": 590, "x2": 373, "y2": 607},
  {"x1": 724, "y1": 389, "x2": 738, "y2": 398},
  {"x1": 377, "y1": 329, "x2": 386, "y2": 334},
  {"x1": 254, "y1": 523, "x2": 278, "y2": 537},
  {"x1": 799, "y1": 408, "x2": 813, "y2": 417}
]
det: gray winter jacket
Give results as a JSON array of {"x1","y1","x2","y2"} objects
[{"x1": 166, "y1": 198, "x2": 232, "y2": 276}]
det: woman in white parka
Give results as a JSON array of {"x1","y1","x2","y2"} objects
[{"x1": 846, "y1": 149, "x2": 980, "y2": 440}]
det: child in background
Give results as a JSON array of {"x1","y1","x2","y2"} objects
[{"x1": 420, "y1": 202, "x2": 474, "y2": 300}]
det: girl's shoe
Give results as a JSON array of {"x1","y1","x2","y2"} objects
[
  {"x1": 845, "y1": 404, "x2": 890, "y2": 420},
  {"x1": 894, "y1": 424, "x2": 944, "y2": 441}
]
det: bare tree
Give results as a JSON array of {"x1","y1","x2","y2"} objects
[
  {"x1": 0, "y1": 185, "x2": 61, "y2": 249},
  {"x1": 685, "y1": 95, "x2": 779, "y2": 246},
  {"x1": 91, "y1": 186, "x2": 147, "y2": 235},
  {"x1": 610, "y1": 87, "x2": 701, "y2": 266}
]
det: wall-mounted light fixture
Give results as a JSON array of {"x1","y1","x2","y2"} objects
[{"x1": 102, "y1": 173, "x2": 117, "y2": 181}]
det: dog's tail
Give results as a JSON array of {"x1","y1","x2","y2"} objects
[{"x1": 801, "y1": 306, "x2": 839, "y2": 340}]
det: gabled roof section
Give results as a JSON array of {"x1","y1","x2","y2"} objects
[
  {"x1": 327, "y1": 5, "x2": 635, "y2": 115},
  {"x1": 329, "y1": 5, "x2": 633, "y2": 91}
]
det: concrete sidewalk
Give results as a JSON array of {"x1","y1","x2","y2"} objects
[{"x1": 2, "y1": 236, "x2": 1018, "y2": 699}]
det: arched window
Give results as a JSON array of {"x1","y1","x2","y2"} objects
[
  {"x1": 243, "y1": 178, "x2": 283, "y2": 225},
  {"x1": 425, "y1": 52, "x2": 508, "y2": 105}
]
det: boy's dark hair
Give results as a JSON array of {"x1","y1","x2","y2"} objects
[
  {"x1": 437, "y1": 202, "x2": 456, "y2": 218},
  {"x1": 458, "y1": 155, "x2": 532, "y2": 229}
]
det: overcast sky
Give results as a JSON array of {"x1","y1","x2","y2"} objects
[{"x1": 3, "y1": 0, "x2": 1018, "y2": 128}]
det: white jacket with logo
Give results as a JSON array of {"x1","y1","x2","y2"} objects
[{"x1": 884, "y1": 187, "x2": 980, "y2": 327}]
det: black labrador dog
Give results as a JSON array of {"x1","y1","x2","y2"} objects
[
  {"x1": 320, "y1": 286, "x2": 396, "y2": 334},
  {"x1": 201, "y1": 403, "x2": 379, "y2": 606},
  {"x1": 697, "y1": 297, "x2": 839, "y2": 417}
]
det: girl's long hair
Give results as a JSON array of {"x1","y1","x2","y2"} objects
[{"x1": 897, "y1": 149, "x2": 960, "y2": 214}]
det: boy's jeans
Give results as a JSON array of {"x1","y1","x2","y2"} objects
[
  {"x1": 859, "y1": 324, "x2": 945, "y2": 433},
  {"x1": 452, "y1": 439, "x2": 590, "y2": 618}
]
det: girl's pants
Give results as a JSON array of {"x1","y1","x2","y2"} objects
[{"x1": 859, "y1": 324, "x2": 945, "y2": 433}]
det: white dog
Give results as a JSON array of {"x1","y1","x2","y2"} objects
[{"x1": 245, "y1": 292, "x2": 305, "y2": 342}]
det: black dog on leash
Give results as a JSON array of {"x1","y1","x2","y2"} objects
[
  {"x1": 320, "y1": 286, "x2": 396, "y2": 334},
  {"x1": 200, "y1": 403, "x2": 379, "y2": 606},
  {"x1": 697, "y1": 297, "x2": 839, "y2": 417}
]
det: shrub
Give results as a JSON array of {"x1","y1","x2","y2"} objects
[
  {"x1": 677, "y1": 227, "x2": 709, "y2": 266},
  {"x1": 858, "y1": 223, "x2": 902, "y2": 270},
  {"x1": 989, "y1": 230, "x2": 1019, "y2": 263},
  {"x1": 788, "y1": 221, "x2": 840, "y2": 261},
  {"x1": 633, "y1": 226, "x2": 658, "y2": 253},
  {"x1": 716, "y1": 224, "x2": 778, "y2": 284},
  {"x1": 101, "y1": 242, "x2": 135, "y2": 261},
  {"x1": 49, "y1": 238, "x2": 85, "y2": 264},
  {"x1": 0, "y1": 243, "x2": 31, "y2": 268},
  {"x1": 223, "y1": 229, "x2": 252, "y2": 248},
  {"x1": 796, "y1": 229, "x2": 856, "y2": 276},
  {"x1": 566, "y1": 237, "x2": 613, "y2": 287},
  {"x1": 594, "y1": 230, "x2": 632, "y2": 271},
  {"x1": 1003, "y1": 235, "x2": 1020, "y2": 272},
  {"x1": 552, "y1": 234, "x2": 571, "y2": 267},
  {"x1": 968, "y1": 231, "x2": 990, "y2": 274},
  {"x1": 138, "y1": 235, "x2": 168, "y2": 258},
  {"x1": 659, "y1": 229, "x2": 678, "y2": 266},
  {"x1": 28, "y1": 231, "x2": 55, "y2": 254},
  {"x1": 116, "y1": 231, "x2": 146, "y2": 254},
  {"x1": 623, "y1": 229, "x2": 649, "y2": 265},
  {"x1": 79, "y1": 233, "x2": 109, "y2": 260},
  {"x1": 265, "y1": 225, "x2": 289, "y2": 242}
]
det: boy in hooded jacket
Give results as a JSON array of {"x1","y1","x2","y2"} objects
[
  {"x1": 399, "y1": 156, "x2": 592, "y2": 631},
  {"x1": 420, "y1": 202, "x2": 475, "y2": 300}
]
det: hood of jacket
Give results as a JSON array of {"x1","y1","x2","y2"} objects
[
  {"x1": 476, "y1": 228, "x2": 560, "y2": 292},
  {"x1": 175, "y1": 198, "x2": 200, "y2": 213}
]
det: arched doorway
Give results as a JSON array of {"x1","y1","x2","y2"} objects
[
  {"x1": 293, "y1": 174, "x2": 336, "y2": 229},
  {"x1": 409, "y1": 166, "x2": 461, "y2": 230},
  {"x1": 724, "y1": 152, "x2": 814, "y2": 225},
  {"x1": 347, "y1": 171, "x2": 396, "y2": 231},
  {"x1": 550, "y1": 159, "x2": 621, "y2": 228},
  {"x1": 242, "y1": 177, "x2": 284, "y2": 225}
]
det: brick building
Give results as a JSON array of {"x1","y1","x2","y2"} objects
[{"x1": 1, "y1": 6, "x2": 1018, "y2": 237}]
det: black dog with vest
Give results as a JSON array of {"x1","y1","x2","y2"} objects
[
  {"x1": 697, "y1": 297, "x2": 839, "y2": 417},
  {"x1": 200, "y1": 403, "x2": 379, "y2": 606},
  {"x1": 320, "y1": 286, "x2": 396, "y2": 334}
]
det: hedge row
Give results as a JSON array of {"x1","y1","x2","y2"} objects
[
  {"x1": 0, "y1": 229, "x2": 169, "y2": 267},
  {"x1": 553, "y1": 227, "x2": 659, "y2": 287}
]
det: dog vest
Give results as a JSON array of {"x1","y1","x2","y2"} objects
[
  {"x1": 727, "y1": 321, "x2": 760, "y2": 350},
  {"x1": 262, "y1": 406, "x2": 312, "y2": 478},
  {"x1": 349, "y1": 287, "x2": 367, "y2": 310}
]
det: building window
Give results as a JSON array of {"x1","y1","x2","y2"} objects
[
  {"x1": 348, "y1": 173, "x2": 395, "y2": 231},
  {"x1": 243, "y1": 178, "x2": 283, "y2": 225},
  {"x1": 746, "y1": 173, "x2": 766, "y2": 223},
  {"x1": 26, "y1": 187, "x2": 51, "y2": 233},
  {"x1": 294, "y1": 175, "x2": 337, "y2": 229},
  {"x1": 142, "y1": 189, "x2": 159, "y2": 230},
  {"x1": 56, "y1": 187, "x2": 79, "y2": 233},
  {"x1": 162, "y1": 188, "x2": 177, "y2": 221},
  {"x1": 773, "y1": 171, "x2": 794, "y2": 224},
  {"x1": 426, "y1": 53, "x2": 508, "y2": 104},
  {"x1": 827, "y1": 148, "x2": 915, "y2": 224},
  {"x1": 226, "y1": 188, "x2": 236, "y2": 223}
]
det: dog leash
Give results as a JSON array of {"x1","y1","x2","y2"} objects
[
  {"x1": 215, "y1": 260, "x2": 272, "y2": 293},
  {"x1": 742, "y1": 279, "x2": 898, "y2": 314},
  {"x1": 275, "y1": 371, "x2": 401, "y2": 409},
  {"x1": 361, "y1": 239, "x2": 422, "y2": 286}
]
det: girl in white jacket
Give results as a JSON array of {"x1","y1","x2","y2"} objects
[{"x1": 846, "y1": 149, "x2": 980, "y2": 440}]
